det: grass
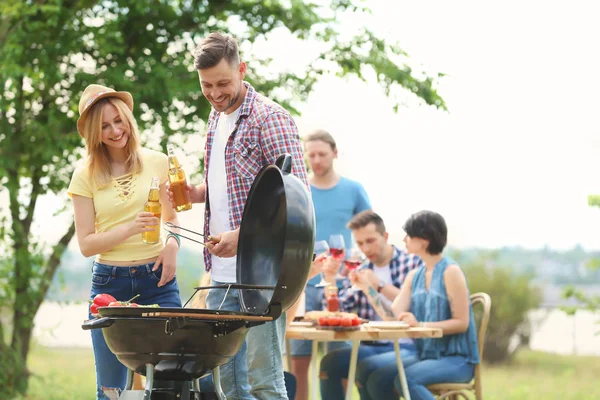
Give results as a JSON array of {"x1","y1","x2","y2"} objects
[
  {"x1": 13, "y1": 344, "x2": 600, "y2": 399},
  {"x1": 479, "y1": 351, "x2": 600, "y2": 400},
  {"x1": 20, "y1": 345, "x2": 96, "y2": 400}
]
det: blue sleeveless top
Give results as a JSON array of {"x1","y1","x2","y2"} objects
[{"x1": 410, "y1": 257, "x2": 480, "y2": 364}]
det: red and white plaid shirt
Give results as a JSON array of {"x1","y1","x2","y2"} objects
[{"x1": 203, "y1": 82, "x2": 309, "y2": 272}]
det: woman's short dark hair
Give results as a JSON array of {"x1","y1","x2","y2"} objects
[{"x1": 403, "y1": 210, "x2": 447, "y2": 255}]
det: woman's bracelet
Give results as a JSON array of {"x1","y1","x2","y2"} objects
[{"x1": 166, "y1": 232, "x2": 181, "y2": 249}]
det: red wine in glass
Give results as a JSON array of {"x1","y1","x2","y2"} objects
[
  {"x1": 314, "y1": 240, "x2": 330, "y2": 288},
  {"x1": 330, "y1": 248, "x2": 345, "y2": 260},
  {"x1": 344, "y1": 260, "x2": 362, "y2": 270},
  {"x1": 346, "y1": 247, "x2": 366, "y2": 291},
  {"x1": 329, "y1": 234, "x2": 346, "y2": 265}
]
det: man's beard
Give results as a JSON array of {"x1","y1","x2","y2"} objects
[{"x1": 218, "y1": 82, "x2": 241, "y2": 112}]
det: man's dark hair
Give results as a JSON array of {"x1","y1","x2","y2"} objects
[
  {"x1": 347, "y1": 210, "x2": 385, "y2": 235},
  {"x1": 402, "y1": 210, "x2": 448, "y2": 255},
  {"x1": 194, "y1": 31, "x2": 240, "y2": 70}
]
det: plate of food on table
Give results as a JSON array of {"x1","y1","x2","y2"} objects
[
  {"x1": 297, "y1": 310, "x2": 364, "y2": 331},
  {"x1": 364, "y1": 320, "x2": 410, "y2": 330}
]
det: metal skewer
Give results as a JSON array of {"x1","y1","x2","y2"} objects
[
  {"x1": 163, "y1": 229, "x2": 209, "y2": 247},
  {"x1": 164, "y1": 221, "x2": 220, "y2": 244}
]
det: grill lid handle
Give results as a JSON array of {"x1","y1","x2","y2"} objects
[
  {"x1": 275, "y1": 153, "x2": 292, "y2": 174},
  {"x1": 81, "y1": 317, "x2": 114, "y2": 330}
]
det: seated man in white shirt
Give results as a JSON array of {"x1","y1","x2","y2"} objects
[{"x1": 318, "y1": 210, "x2": 423, "y2": 399}]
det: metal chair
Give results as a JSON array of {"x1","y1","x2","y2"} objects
[{"x1": 428, "y1": 292, "x2": 492, "y2": 400}]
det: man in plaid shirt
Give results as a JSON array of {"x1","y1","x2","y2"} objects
[
  {"x1": 319, "y1": 211, "x2": 422, "y2": 399},
  {"x1": 184, "y1": 32, "x2": 308, "y2": 400}
]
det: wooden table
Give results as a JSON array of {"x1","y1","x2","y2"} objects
[{"x1": 286, "y1": 324, "x2": 442, "y2": 400}]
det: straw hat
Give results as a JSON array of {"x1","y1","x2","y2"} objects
[{"x1": 77, "y1": 84, "x2": 134, "y2": 137}]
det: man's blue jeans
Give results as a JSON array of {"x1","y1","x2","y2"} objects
[
  {"x1": 364, "y1": 353, "x2": 475, "y2": 400},
  {"x1": 206, "y1": 278, "x2": 288, "y2": 400},
  {"x1": 199, "y1": 371, "x2": 297, "y2": 400},
  {"x1": 89, "y1": 261, "x2": 182, "y2": 400},
  {"x1": 319, "y1": 341, "x2": 417, "y2": 399}
]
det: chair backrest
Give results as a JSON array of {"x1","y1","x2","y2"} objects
[{"x1": 470, "y1": 292, "x2": 491, "y2": 360}]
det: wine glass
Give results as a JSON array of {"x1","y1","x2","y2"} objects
[
  {"x1": 328, "y1": 234, "x2": 346, "y2": 261},
  {"x1": 345, "y1": 247, "x2": 366, "y2": 292},
  {"x1": 313, "y1": 240, "x2": 330, "y2": 288}
]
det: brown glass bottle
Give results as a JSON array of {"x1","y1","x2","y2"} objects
[
  {"x1": 325, "y1": 285, "x2": 340, "y2": 312},
  {"x1": 167, "y1": 144, "x2": 192, "y2": 212}
]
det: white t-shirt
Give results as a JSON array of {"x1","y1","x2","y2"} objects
[
  {"x1": 207, "y1": 107, "x2": 241, "y2": 283},
  {"x1": 373, "y1": 263, "x2": 413, "y2": 346},
  {"x1": 373, "y1": 264, "x2": 393, "y2": 308}
]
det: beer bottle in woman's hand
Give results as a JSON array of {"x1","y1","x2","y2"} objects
[{"x1": 142, "y1": 176, "x2": 162, "y2": 244}]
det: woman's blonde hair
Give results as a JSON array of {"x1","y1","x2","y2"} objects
[{"x1": 81, "y1": 97, "x2": 142, "y2": 188}]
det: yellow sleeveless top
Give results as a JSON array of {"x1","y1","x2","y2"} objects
[{"x1": 67, "y1": 148, "x2": 168, "y2": 261}]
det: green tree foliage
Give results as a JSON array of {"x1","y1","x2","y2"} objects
[
  {"x1": 0, "y1": 0, "x2": 445, "y2": 396},
  {"x1": 459, "y1": 254, "x2": 542, "y2": 364},
  {"x1": 561, "y1": 196, "x2": 600, "y2": 331}
]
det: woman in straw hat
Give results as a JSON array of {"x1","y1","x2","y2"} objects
[{"x1": 68, "y1": 84, "x2": 183, "y2": 399}]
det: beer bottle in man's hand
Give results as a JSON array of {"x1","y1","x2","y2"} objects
[{"x1": 167, "y1": 143, "x2": 192, "y2": 212}]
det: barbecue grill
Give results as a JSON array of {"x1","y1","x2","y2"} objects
[{"x1": 82, "y1": 154, "x2": 315, "y2": 399}]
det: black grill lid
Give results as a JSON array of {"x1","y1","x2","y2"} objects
[{"x1": 236, "y1": 154, "x2": 315, "y2": 319}]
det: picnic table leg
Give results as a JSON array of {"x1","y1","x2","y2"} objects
[
  {"x1": 345, "y1": 340, "x2": 360, "y2": 400},
  {"x1": 394, "y1": 340, "x2": 410, "y2": 400},
  {"x1": 310, "y1": 340, "x2": 320, "y2": 400}
]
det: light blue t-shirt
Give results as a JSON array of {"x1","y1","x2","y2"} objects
[{"x1": 307, "y1": 176, "x2": 371, "y2": 286}]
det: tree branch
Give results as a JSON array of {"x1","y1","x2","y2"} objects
[
  {"x1": 34, "y1": 221, "x2": 76, "y2": 310},
  {"x1": 0, "y1": 298, "x2": 6, "y2": 351},
  {"x1": 22, "y1": 168, "x2": 42, "y2": 236},
  {"x1": 7, "y1": 169, "x2": 21, "y2": 232},
  {"x1": 8, "y1": 181, "x2": 29, "y2": 356},
  {"x1": 0, "y1": 16, "x2": 18, "y2": 47}
]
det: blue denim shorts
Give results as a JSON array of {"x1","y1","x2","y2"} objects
[
  {"x1": 90, "y1": 261, "x2": 182, "y2": 307},
  {"x1": 90, "y1": 261, "x2": 181, "y2": 399}
]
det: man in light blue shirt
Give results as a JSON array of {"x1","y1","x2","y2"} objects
[
  {"x1": 311, "y1": 178, "x2": 372, "y2": 260},
  {"x1": 289, "y1": 129, "x2": 371, "y2": 400}
]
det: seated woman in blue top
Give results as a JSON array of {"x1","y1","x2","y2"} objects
[{"x1": 355, "y1": 210, "x2": 479, "y2": 400}]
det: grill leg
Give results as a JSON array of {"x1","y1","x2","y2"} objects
[
  {"x1": 143, "y1": 363, "x2": 154, "y2": 400},
  {"x1": 125, "y1": 369, "x2": 135, "y2": 390},
  {"x1": 212, "y1": 367, "x2": 226, "y2": 400}
]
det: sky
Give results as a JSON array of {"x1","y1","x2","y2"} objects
[
  {"x1": 2, "y1": 0, "x2": 600, "y2": 253},
  {"x1": 292, "y1": 0, "x2": 600, "y2": 251}
]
